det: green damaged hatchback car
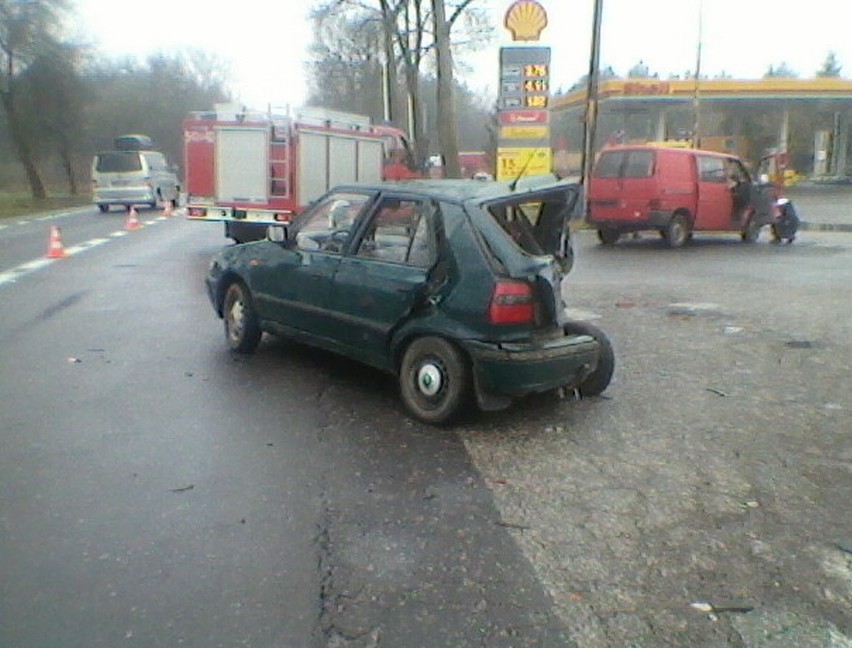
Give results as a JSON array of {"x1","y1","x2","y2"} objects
[{"x1": 206, "y1": 179, "x2": 614, "y2": 424}]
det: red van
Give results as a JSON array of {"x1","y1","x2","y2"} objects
[{"x1": 587, "y1": 146, "x2": 776, "y2": 247}]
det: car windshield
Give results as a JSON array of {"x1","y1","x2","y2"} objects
[{"x1": 96, "y1": 152, "x2": 143, "y2": 173}]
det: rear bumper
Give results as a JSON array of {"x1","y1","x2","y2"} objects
[
  {"x1": 463, "y1": 333, "x2": 599, "y2": 396},
  {"x1": 588, "y1": 209, "x2": 672, "y2": 231},
  {"x1": 94, "y1": 187, "x2": 156, "y2": 206}
]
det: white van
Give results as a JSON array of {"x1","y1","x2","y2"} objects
[{"x1": 92, "y1": 145, "x2": 181, "y2": 213}]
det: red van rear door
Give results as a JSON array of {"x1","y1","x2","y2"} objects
[
  {"x1": 618, "y1": 149, "x2": 656, "y2": 222},
  {"x1": 589, "y1": 149, "x2": 656, "y2": 224},
  {"x1": 588, "y1": 150, "x2": 625, "y2": 222}
]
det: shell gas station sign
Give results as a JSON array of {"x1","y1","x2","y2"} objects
[{"x1": 497, "y1": 1, "x2": 552, "y2": 181}]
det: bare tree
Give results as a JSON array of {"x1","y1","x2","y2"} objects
[
  {"x1": 363, "y1": 0, "x2": 431, "y2": 164},
  {"x1": 431, "y1": 0, "x2": 479, "y2": 178},
  {"x1": 431, "y1": 0, "x2": 459, "y2": 177},
  {"x1": 82, "y1": 51, "x2": 233, "y2": 166},
  {"x1": 310, "y1": 0, "x2": 492, "y2": 170},
  {"x1": 305, "y1": 8, "x2": 385, "y2": 120},
  {"x1": 0, "y1": 0, "x2": 72, "y2": 198},
  {"x1": 17, "y1": 46, "x2": 86, "y2": 194}
]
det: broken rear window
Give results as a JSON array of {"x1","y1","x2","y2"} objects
[{"x1": 486, "y1": 197, "x2": 570, "y2": 257}]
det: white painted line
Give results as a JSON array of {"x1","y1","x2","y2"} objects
[
  {"x1": 19, "y1": 257, "x2": 54, "y2": 272},
  {"x1": 0, "y1": 213, "x2": 177, "y2": 289},
  {"x1": 2, "y1": 233, "x2": 129, "y2": 288},
  {"x1": 0, "y1": 258, "x2": 56, "y2": 287},
  {"x1": 65, "y1": 238, "x2": 110, "y2": 256}
]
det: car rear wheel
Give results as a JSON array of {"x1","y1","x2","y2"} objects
[
  {"x1": 223, "y1": 282, "x2": 262, "y2": 353},
  {"x1": 597, "y1": 229, "x2": 620, "y2": 246},
  {"x1": 399, "y1": 337, "x2": 469, "y2": 424},
  {"x1": 563, "y1": 321, "x2": 614, "y2": 397},
  {"x1": 664, "y1": 214, "x2": 689, "y2": 248},
  {"x1": 97, "y1": 204, "x2": 109, "y2": 213}
]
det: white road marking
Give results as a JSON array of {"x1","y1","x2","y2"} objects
[
  {"x1": 0, "y1": 259, "x2": 55, "y2": 287},
  {"x1": 0, "y1": 211, "x2": 181, "y2": 288},
  {"x1": 65, "y1": 238, "x2": 110, "y2": 255}
]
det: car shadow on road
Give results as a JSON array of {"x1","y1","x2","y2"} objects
[{"x1": 251, "y1": 335, "x2": 591, "y2": 434}]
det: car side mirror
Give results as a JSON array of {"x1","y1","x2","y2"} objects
[{"x1": 267, "y1": 225, "x2": 288, "y2": 243}]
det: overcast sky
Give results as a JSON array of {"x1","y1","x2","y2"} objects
[{"x1": 73, "y1": 0, "x2": 846, "y2": 110}]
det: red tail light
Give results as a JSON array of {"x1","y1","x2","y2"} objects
[
  {"x1": 187, "y1": 207, "x2": 207, "y2": 217},
  {"x1": 488, "y1": 280, "x2": 535, "y2": 325}
]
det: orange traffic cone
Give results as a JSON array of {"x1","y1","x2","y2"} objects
[
  {"x1": 47, "y1": 225, "x2": 67, "y2": 259},
  {"x1": 162, "y1": 200, "x2": 174, "y2": 218},
  {"x1": 125, "y1": 206, "x2": 142, "y2": 230}
]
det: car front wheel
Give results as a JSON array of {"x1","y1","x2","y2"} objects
[
  {"x1": 223, "y1": 282, "x2": 262, "y2": 353},
  {"x1": 399, "y1": 336, "x2": 469, "y2": 425},
  {"x1": 563, "y1": 321, "x2": 614, "y2": 397}
]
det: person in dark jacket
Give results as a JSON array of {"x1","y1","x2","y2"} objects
[{"x1": 771, "y1": 198, "x2": 799, "y2": 244}]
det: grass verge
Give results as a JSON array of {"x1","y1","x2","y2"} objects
[{"x1": 0, "y1": 193, "x2": 91, "y2": 220}]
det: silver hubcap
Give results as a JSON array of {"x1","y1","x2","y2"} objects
[
  {"x1": 417, "y1": 364, "x2": 443, "y2": 397},
  {"x1": 228, "y1": 299, "x2": 244, "y2": 339}
]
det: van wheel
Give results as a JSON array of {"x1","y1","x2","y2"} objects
[
  {"x1": 597, "y1": 229, "x2": 620, "y2": 246},
  {"x1": 563, "y1": 321, "x2": 614, "y2": 397},
  {"x1": 664, "y1": 214, "x2": 689, "y2": 248}
]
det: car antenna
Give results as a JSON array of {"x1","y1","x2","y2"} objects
[{"x1": 508, "y1": 150, "x2": 536, "y2": 192}]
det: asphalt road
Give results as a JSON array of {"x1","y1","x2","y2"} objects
[
  {"x1": 464, "y1": 227, "x2": 852, "y2": 647},
  {"x1": 1, "y1": 203, "x2": 851, "y2": 647},
  {"x1": 0, "y1": 207, "x2": 567, "y2": 647}
]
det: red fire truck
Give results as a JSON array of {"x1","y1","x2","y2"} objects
[{"x1": 183, "y1": 104, "x2": 418, "y2": 241}]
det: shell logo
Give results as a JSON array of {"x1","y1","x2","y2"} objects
[{"x1": 504, "y1": 0, "x2": 548, "y2": 41}]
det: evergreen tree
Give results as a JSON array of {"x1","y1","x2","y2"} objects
[{"x1": 817, "y1": 51, "x2": 842, "y2": 78}]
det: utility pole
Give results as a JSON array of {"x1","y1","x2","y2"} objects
[
  {"x1": 580, "y1": 0, "x2": 604, "y2": 211},
  {"x1": 692, "y1": 0, "x2": 704, "y2": 149}
]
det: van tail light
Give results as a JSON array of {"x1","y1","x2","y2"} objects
[
  {"x1": 488, "y1": 279, "x2": 535, "y2": 325},
  {"x1": 187, "y1": 207, "x2": 207, "y2": 217}
]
